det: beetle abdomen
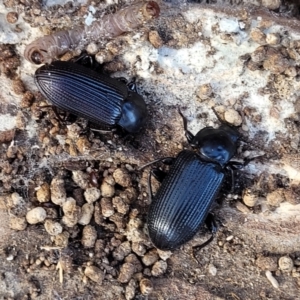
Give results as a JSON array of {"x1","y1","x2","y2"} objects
[
  {"x1": 35, "y1": 61, "x2": 128, "y2": 126},
  {"x1": 148, "y1": 150, "x2": 224, "y2": 250}
]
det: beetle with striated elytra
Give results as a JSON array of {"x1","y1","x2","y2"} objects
[
  {"x1": 141, "y1": 109, "x2": 252, "y2": 251},
  {"x1": 34, "y1": 60, "x2": 147, "y2": 133}
]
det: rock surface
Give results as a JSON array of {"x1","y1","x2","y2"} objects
[{"x1": 0, "y1": 0, "x2": 300, "y2": 298}]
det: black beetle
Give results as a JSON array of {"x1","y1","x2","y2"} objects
[
  {"x1": 34, "y1": 60, "x2": 147, "y2": 133},
  {"x1": 142, "y1": 109, "x2": 245, "y2": 251}
]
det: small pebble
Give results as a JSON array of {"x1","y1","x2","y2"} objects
[
  {"x1": 263, "y1": 49, "x2": 289, "y2": 74},
  {"x1": 140, "y1": 278, "x2": 153, "y2": 295},
  {"x1": 104, "y1": 175, "x2": 115, "y2": 185},
  {"x1": 148, "y1": 30, "x2": 163, "y2": 48},
  {"x1": 125, "y1": 254, "x2": 143, "y2": 273},
  {"x1": 62, "y1": 197, "x2": 81, "y2": 227},
  {"x1": 12, "y1": 78, "x2": 25, "y2": 95},
  {"x1": 36, "y1": 183, "x2": 51, "y2": 203},
  {"x1": 78, "y1": 203, "x2": 94, "y2": 225},
  {"x1": 142, "y1": 249, "x2": 159, "y2": 266},
  {"x1": 243, "y1": 189, "x2": 257, "y2": 207},
  {"x1": 21, "y1": 91, "x2": 34, "y2": 108},
  {"x1": 6, "y1": 11, "x2": 18, "y2": 23},
  {"x1": 261, "y1": 0, "x2": 281, "y2": 10},
  {"x1": 95, "y1": 49, "x2": 114, "y2": 64},
  {"x1": 67, "y1": 123, "x2": 81, "y2": 139},
  {"x1": 84, "y1": 265, "x2": 105, "y2": 283},
  {"x1": 113, "y1": 196, "x2": 129, "y2": 215},
  {"x1": 26, "y1": 207, "x2": 47, "y2": 224},
  {"x1": 101, "y1": 181, "x2": 115, "y2": 197},
  {"x1": 9, "y1": 215, "x2": 27, "y2": 231},
  {"x1": 6, "y1": 254, "x2": 14, "y2": 261},
  {"x1": 50, "y1": 177, "x2": 67, "y2": 206},
  {"x1": 125, "y1": 279, "x2": 136, "y2": 300},
  {"x1": 120, "y1": 187, "x2": 137, "y2": 204},
  {"x1": 72, "y1": 171, "x2": 89, "y2": 189},
  {"x1": 196, "y1": 83, "x2": 213, "y2": 101},
  {"x1": 285, "y1": 66, "x2": 297, "y2": 77},
  {"x1": 82, "y1": 275, "x2": 88, "y2": 284},
  {"x1": 266, "y1": 190, "x2": 284, "y2": 207},
  {"x1": 101, "y1": 197, "x2": 114, "y2": 217},
  {"x1": 44, "y1": 219, "x2": 63, "y2": 236},
  {"x1": 224, "y1": 109, "x2": 242, "y2": 126},
  {"x1": 256, "y1": 256, "x2": 278, "y2": 271},
  {"x1": 265, "y1": 270, "x2": 279, "y2": 289},
  {"x1": 251, "y1": 46, "x2": 266, "y2": 63},
  {"x1": 278, "y1": 256, "x2": 294, "y2": 272},
  {"x1": 113, "y1": 241, "x2": 131, "y2": 261},
  {"x1": 113, "y1": 168, "x2": 132, "y2": 187},
  {"x1": 7, "y1": 192, "x2": 23, "y2": 209},
  {"x1": 118, "y1": 262, "x2": 136, "y2": 283},
  {"x1": 76, "y1": 136, "x2": 91, "y2": 154},
  {"x1": 157, "y1": 249, "x2": 172, "y2": 260},
  {"x1": 226, "y1": 235, "x2": 234, "y2": 241},
  {"x1": 236, "y1": 201, "x2": 250, "y2": 214},
  {"x1": 81, "y1": 225, "x2": 97, "y2": 248},
  {"x1": 54, "y1": 231, "x2": 69, "y2": 247},
  {"x1": 110, "y1": 212, "x2": 126, "y2": 230},
  {"x1": 250, "y1": 28, "x2": 266, "y2": 44},
  {"x1": 151, "y1": 260, "x2": 167, "y2": 277},
  {"x1": 84, "y1": 187, "x2": 101, "y2": 203},
  {"x1": 208, "y1": 263, "x2": 217, "y2": 276},
  {"x1": 266, "y1": 33, "x2": 280, "y2": 45},
  {"x1": 86, "y1": 42, "x2": 98, "y2": 55},
  {"x1": 283, "y1": 189, "x2": 300, "y2": 205},
  {"x1": 132, "y1": 242, "x2": 147, "y2": 257}
]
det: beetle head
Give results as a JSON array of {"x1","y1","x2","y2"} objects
[
  {"x1": 118, "y1": 92, "x2": 147, "y2": 133},
  {"x1": 193, "y1": 125, "x2": 239, "y2": 166}
]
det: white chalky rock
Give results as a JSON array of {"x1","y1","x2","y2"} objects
[{"x1": 26, "y1": 207, "x2": 47, "y2": 224}]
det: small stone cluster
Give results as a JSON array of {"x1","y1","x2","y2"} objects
[
  {"x1": 2, "y1": 159, "x2": 172, "y2": 298},
  {"x1": 256, "y1": 254, "x2": 300, "y2": 288}
]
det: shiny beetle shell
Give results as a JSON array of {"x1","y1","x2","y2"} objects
[
  {"x1": 34, "y1": 61, "x2": 147, "y2": 132},
  {"x1": 146, "y1": 111, "x2": 240, "y2": 250},
  {"x1": 148, "y1": 150, "x2": 224, "y2": 250}
]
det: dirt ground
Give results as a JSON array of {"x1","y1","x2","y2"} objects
[{"x1": 1, "y1": 0, "x2": 300, "y2": 299}]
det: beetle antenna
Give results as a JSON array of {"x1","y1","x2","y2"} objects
[
  {"x1": 177, "y1": 107, "x2": 195, "y2": 143},
  {"x1": 192, "y1": 233, "x2": 215, "y2": 263},
  {"x1": 177, "y1": 107, "x2": 188, "y2": 131},
  {"x1": 148, "y1": 171, "x2": 154, "y2": 199},
  {"x1": 138, "y1": 157, "x2": 174, "y2": 171}
]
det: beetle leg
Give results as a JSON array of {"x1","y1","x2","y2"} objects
[
  {"x1": 147, "y1": 168, "x2": 169, "y2": 200},
  {"x1": 142, "y1": 156, "x2": 175, "y2": 202},
  {"x1": 126, "y1": 77, "x2": 137, "y2": 92},
  {"x1": 145, "y1": 158, "x2": 175, "y2": 201},
  {"x1": 229, "y1": 154, "x2": 265, "y2": 170},
  {"x1": 49, "y1": 106, "x2": 69, "y2": 126},
  {"x1": 226, "y1": 155, "x2": 265, "y2": 193},
  {"x1": 148, "y1": 170, "x2": 154, "y2": 199},
  {"x1": 177, "y1": 108, "x2": 195, "y2": 144},
  {"x1": 116, "y1": 77, "x2": 128, "y2": 85},
  {"x1": 192, "y1": 213, "x2": 217, "y2": 262},
  {"x1": 115, "y1": 77, "x2": 136, "y2": 91},
  {"x1": 71, "y1": 52, "x2": 94, "y2": 67},
  {"x1": 71, "y1": 53, "x2": 104, "y2": 71},
  {"x1": 151, "y1": 168, "x2": 168, "y2": 183},
  {"x1": 205, "y1": 213, "x2": 218, "y2": 235}
]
